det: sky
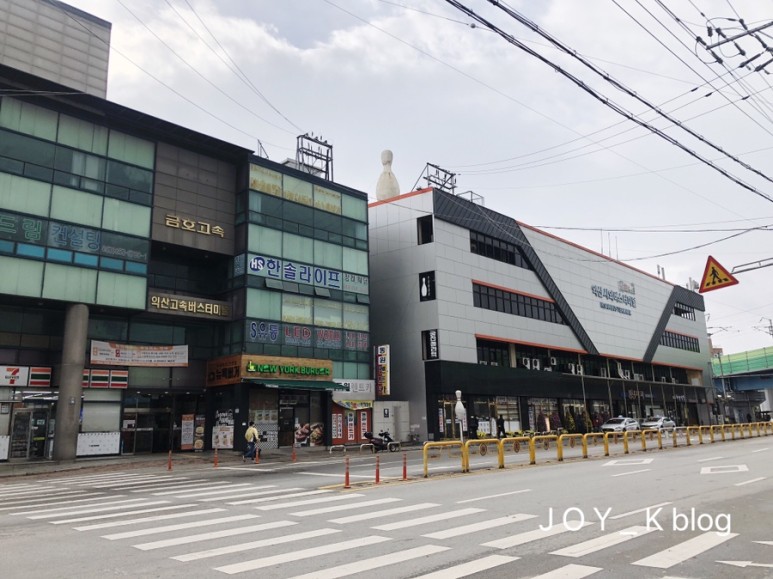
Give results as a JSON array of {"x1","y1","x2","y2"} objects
[{"x1": 59, "y1": 0, "x2": 773, "y2": 355}]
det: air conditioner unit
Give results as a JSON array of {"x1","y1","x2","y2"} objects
[
  {"x1": 634, "y1": 373, "x2": 643, "y2": 381},
  {"x1": 550, "y1": 357, "x2": 557, "y2": 366},
  {"x1": 544, "y1": 367, "x2": 552, "y2": 372},
  {"x1": 623, "y1": 370, "x2": 631, "y2": 380},
  {"x1": 532, "y1": 358, "x2": 541, "y2": 371},
  {"x1": 577, "y1": 365, "x2": 584, "y2": 375},
  {"x1": 600, "y1": 368, "x2": 609, "y2": 377},
  {"x1": 569, "y1": 363, "x2": 576, "y2": 374},
  {"x1": 660, "y1": 377, "x2": 667, "y2": 383},
  {"x1": 671, "y1": 378, "x2": 677, "y2": 384},
  {"x1": 521, "y1": 357, "x2": 531, "y2": 369},
  {"x1": 490, "y1": 362, "x2": 498, "y2": 366}
]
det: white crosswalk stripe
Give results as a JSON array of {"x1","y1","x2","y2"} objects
[
  {"x1": 256, "y1": 493, "x2": 364, "y2": 511},
  {"x1": 102, "y1": 514, "x2": 261, "y2": 540},
  {"x1": 550, "y1": 526, "x2": 655, "y2": 557},
  {"x1": 285, "y1": 545, "x2": 451, "y2": 579},
  {"x1": 133, "y1": 520, "x2": 297, "y2": 550},
  {"x1": 173, "y1": 528, "x2": 341, "y2": 562},
  {"x1": 228, "y1": 489, "x2": 329, "y2": 505},
  {"x1": 11, "y1": 497, "x2": 150, "y2": 517},
  {"x1": 411, "y1": 554, "x2": 519, "y2": 579},
  {"x1": 483, "y1": 521, "x2": 593, "y2": 549},
  {"x1": 632, "y1": 531, "x2": 738, "y2": 569},
  {"x1": 27, "y1": 500, "x2": 170, "y2": 520},
  {"x1": 422, "y1": 513, "x2": 537, "y2": 539},
  {"x1": 213, "y1": 535, "x2": 390, "y2": 574},
  {"x1": 151, "y1": 483, "x2": 239, "y2": 496},
  {"x1": 74, "y1": 508, "x2": 226, "y2": 531},
  {"x1": 330, "y1": 502, "x2": 439, "y2": 524},
  {"x1": 0, "y1": 491, "x2": 101, "y2": 509},
  {"x1": 50, "y1": 503, "x2": 198, "y2": 524},
  {"x1": 373, "y1": 507, "x2": 484, "y2": 531},
  {"x1": 527, "y1": 564, "x2": 602, "y2": 579},
  {"x1": 291, "y1": 497, "x2": 402, "y2": 517},
  {"x1": 169, "y1": 483, "x2": 257, "y2": 498},
  {"x1": 89, "y1": 475, "x2": 182, "y2": 488}
]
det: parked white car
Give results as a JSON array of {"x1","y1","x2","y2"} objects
[
  {"x1": 640, "y1": 416, "x2": 676, "y2": 431},
  {"x1": 600, "y1": 417, "x2": 640, "y2": 432}
]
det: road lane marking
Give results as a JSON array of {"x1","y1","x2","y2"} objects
[
  {"x1": 12, "y1": 498, "x2": 149, "y2": 517},
  {"x1": 257, "y1": 494, "x2": 364, "y2": 511},
  {"x1": 700, "y1": 465, "x2": 748, "y2": 474},
  {"x1": 175, "y1": 528, "x2": 343, "y2": 562},
  {"x1": 229, "y1": 490, "x2": 329, "y2": 505},
  {"x1": 423, "y1": 513, "x2": 537, "y2": 539},
  {"x1": 51, "y1": 503, "x2": 196, "y2": 524},
  {"x1": 213, "y1": 536, "x2": 390, "y2": 574},
  {"x1": 286, "y1": 545, "x2": 451, "y2": 579},
  {"x1": 751, "y1": 448, "x2": 768, "y2": 453},
  {"x1": 74, "y1": 508, "x2": 225, "y2": 531},
  {"x1": 551, "y1": 526, "x2": 655, "y2": 557},
  {"x1": 603, "y1": 458, "x2": 653, "y2": 466},
  {"x1": 133, "y1": 520, "x2": 296, "y2": 550},
  {"x1": 526, "y1": 564, "x2": 601, "y2": 578},
  {"x1": 633, "y1": 532, "x2": 738, "y2": 568},
  {"x1": 610, "y1": 502, "x2": 672, "y2": 520},
  {"x1": 330, "y1": 503, "x2": 438, "y2": 524},
  {"x1": 102, "y1": 514, "x2": 259, "y2": 540},
  {"x1": 292, "y1": 498, "x2": 402, "y2": 517},
  {"x1": 457, "y1": 489, "x2": 531, "y2": 503},
  {"x1": 612, "y1": 469, "x2": 650, "y2": 477},
  {"x1": 483, "y1": 521, "x2": 593, "y2": 549},
  {"x1": 410, "y1": 554, "x2": 518, "y2": 579},
  {"x1": 373, "y1": 507, "x2": 484, "y2": 531},
  {"x1": 734, "y1": 477, "x2": 766, "y2": 486},
  {"x1": 697, "y1": 457, "x2": 724, "y2": 463}
]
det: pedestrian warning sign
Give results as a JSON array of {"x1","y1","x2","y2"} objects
[{"x1": 699, "y1": 256, "x2": 739, "y2": 293}]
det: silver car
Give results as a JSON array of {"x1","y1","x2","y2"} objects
[
  {"x1": 640, "y1": 416, "x2": 676, "y2": 431},
  {"x1": 600, "y1": 417, "x2": 640, "y2": 432}
]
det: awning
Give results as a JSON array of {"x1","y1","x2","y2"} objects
[{"x1": 244, "y1": 379, "x2": 348, "y2": 391}]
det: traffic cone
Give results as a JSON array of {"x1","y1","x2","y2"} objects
[
  {"x1": 344, "y1": 456, "x2": 351, "y2": 489},
  {"x1": 213, "y1": 447, "x2": 219, "y2": 468},
  {"x1": 375, "y1": 454, "x2": 380, "y2": 484},
  {"x1": 402, "y1": 452, "x2": 407, "y2": 481},
  {"x1": 291, "y1": 444, "x2": 297, "y2": 462},
  {"x1": 254, "y1": 446, "x2": 260, "y2": 464},
  {"x1": 167, "y1": 450, "x2": 172, "y2": 471}
]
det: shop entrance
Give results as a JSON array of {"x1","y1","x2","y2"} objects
[{"x1": 10, "y1": 408, "x2": 51, "y2": 459}]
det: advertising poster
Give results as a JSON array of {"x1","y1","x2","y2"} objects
[
  {"x1": 194, "y1": 415, "x2": 205, "y2": 451},
  {"x1": 181, "y1": 414, "x2": 194, "y2": 451},
  {"x1": 212, "y1": 409, "x2": 234, "y2": 449}
]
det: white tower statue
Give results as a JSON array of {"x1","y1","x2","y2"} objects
[{"x1": 376, "y1": 150, "x2": 400, "y2": 201}]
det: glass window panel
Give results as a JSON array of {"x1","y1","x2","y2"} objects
[
  {"x1": 42, "y1": 263, "x2": 97, "y2": 303},
  {"x1": 107, "y1": 131, "x2": 154, "y2": 169},
  {"x1": 54, "y1": 148, "x2": 105, "y2": 181},
  {"x1": 124, "y1": 261, "x2": 147, "y2": 274},
  {"x1": 282, "y1": 232, "x2": 312, "y2": 262},
  {"x1": 314, "y1": 184, "x2": 341, "y2": 215},
  {"x1": 100, "y1": 257, "x2": 124, "y2": 270},
  {"x1": 314, "y1": 239, "x2": 342, "y2": 269},
  {"x1": 248, "y1": 224, "x2": 282, "y2": 254},
  {"x1": 106, "y1": 160, "x2": 153, "y2": 194},
  {"x1": 343, "y1": 247, "x2": 368, "y2": 275},
  {"x1": 283, "y1": 175, "x2": 313, "y2": 206},
  {"x1": 343, "y1": 303, "x2": 369, "y2": 331},
  {"x1": 0, "y1": 256, "x2": 44, "y2": 297},
  {"x1": 50, "y1": 185, "x2": 103, "y2": 228},
  {"x1": 0, "y1": 173, "x2": 51, "y2": 216},
  {"x1": 316, "y1": 210, "x2": 341, "y2": 234},
  {"x1": 249, "y1": 164, "x2": 283, "y2": 197},
  {"x1": 0, "y1": 129, "x2": 56, "y2": 167},
  {"x1": 284, "y1": 201, "x2": 313, "y2": 226},
  {"x1": 57, "y1": 114, "x2": 108, "y2": 154},
  {"x1": 74, "y1": 252, "x2": 99, "y2": 267},
  {"x1": 0, "y1": 99, "x2": 58, "y2": 140},
  {"x1": 246, "y1": 288, "x2": 281, "y2": 319},
  {"x1": 250, "y1": 191, "x2": 282, "y2": 217},
  {"x1": 102, "y1": 199, "x2": 151, "y2": 237},
  {"x1": 341, "y1": 194, "x2": 367, "y2": 221},
  {"x1": 46, "y1": 248, "x2": 72, "y2": 262},
  {"x1": 16, "y1": 243, "x2": 45, "y2": 258},
  {"x1": 81, "y1": 401, "x2": 120, "y2": 432},
  {"x1": 314, "y1": 298, "x2": 342, "y2": 328},
  {"x1": 282, "y1": 294, "x2": 313, "y2": 325},
  {"x1": 96, "y1": 272, "x2": 146, "y2": 309}
]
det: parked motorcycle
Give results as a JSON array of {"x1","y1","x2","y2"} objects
[{"x1": 364, "y1": 430, "x2": 398, "y2": 452}]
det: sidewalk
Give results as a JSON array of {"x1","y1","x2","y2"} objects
[{"x1": 0, "y1": 446, "x2": 334, "y2": 479}]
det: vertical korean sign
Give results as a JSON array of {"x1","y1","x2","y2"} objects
[{"x1": 376, "y1": 345, "x2": 390, "y2": 397}]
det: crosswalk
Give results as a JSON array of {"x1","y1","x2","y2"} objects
[{"x1": 1, "y1": 472, "x2": 742, "y2": 578}]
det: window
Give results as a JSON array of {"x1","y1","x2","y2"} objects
[
  {"x1": 476, "y1": 338, "x2": 510, "y2": 367},
  {"x1": 470, "y1": 231, "x2": 530, "y2": 269},
  {"x1": 417, "y1": 215, "x2": 433, "y2": 244},
  {"x1": 659, "y1": 330, "x2": 700, "y2": 353},
  {"x1": 673, "y1": 302, "x2": 696, "y2": 321},
  {"x1": 473, "y1": 283, "x2": 565, "y2": 325}
]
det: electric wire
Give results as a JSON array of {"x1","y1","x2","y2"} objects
[{"x1": 444, "y1": 0, "x2": 773, "y2": 205}]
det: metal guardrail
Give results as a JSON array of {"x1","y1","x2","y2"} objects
[{"x1": 421, "y1": 422, "x2": 773, "y2": 477}]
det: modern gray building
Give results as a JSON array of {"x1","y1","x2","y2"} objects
[{"x1": 369, "y1": 187, "x2": 713, "y2": 441}]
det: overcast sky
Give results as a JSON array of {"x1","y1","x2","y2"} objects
[{"x1": 61, "y1": 0, "x2": 773, "y2": 356}]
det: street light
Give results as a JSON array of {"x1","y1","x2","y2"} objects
[{"x1": 455, "y1": 390, "x2": 466, "y2": 444}]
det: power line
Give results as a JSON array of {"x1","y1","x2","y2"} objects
[{"x1": 443, "y1": 0, "x2": 773, "y2": 205}]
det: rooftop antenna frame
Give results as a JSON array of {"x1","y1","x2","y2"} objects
[
  {"x1": 419, "y1": 162, "x2": 457, "y2": 194},
  {"x1": 296, "y1": 133, "x2": 333, "y2": 181}
]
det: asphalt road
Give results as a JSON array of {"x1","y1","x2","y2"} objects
[{"x1": 1, "y1": 433, "x2": 771, "y2": 578}]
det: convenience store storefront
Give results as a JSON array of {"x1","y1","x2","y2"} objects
[{"x1": 205, "y1": 354, "x2": 348, "y2": 454}]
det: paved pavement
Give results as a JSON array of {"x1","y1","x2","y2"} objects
[{"x1": 0, "y1": 446, "x2": 344, "y2": 479}]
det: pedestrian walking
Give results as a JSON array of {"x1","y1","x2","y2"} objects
[
  {"x1": 496, "y1": 415, "x2": 506, "y2": 439},
  {"x1": 243, "y1": 421, "x2": 259, "y2": 462}
]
